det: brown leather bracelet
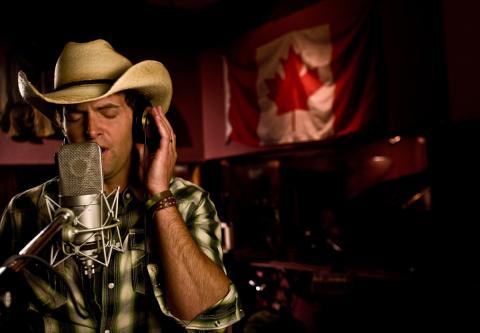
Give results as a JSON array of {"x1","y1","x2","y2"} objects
[
  {"x1": 145, "y1": 190, "x2": 173, "y2": 210},
  {"x1": 151, "y1": 195, "x2": 177, "y2": 218}
]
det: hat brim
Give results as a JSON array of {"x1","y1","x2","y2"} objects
[{"x1": 18, "y1": 60, "x2": 173, "y2": 127}]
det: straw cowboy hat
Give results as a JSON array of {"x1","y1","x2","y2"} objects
[{"x1": 17, "y1": 39, "x2": 173, "y2": 127}]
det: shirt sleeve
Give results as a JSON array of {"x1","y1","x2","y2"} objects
[{"x1": 147, "y1": 265, "x2": 243, "y2": 331}]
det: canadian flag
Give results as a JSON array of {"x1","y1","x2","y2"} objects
[{"x1": 225, "y1": 0, "x2": 378, "y2": 146}]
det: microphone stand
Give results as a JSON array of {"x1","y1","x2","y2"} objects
[
  {"x1": 0, "y1": 208, "x2": 75, "y2": 274},
  {"x1": 0, "y1": 208, "x2": 75, "y2": 331}
]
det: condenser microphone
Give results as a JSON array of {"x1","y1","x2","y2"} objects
[{"x1": 57, "y1": 142, "x2": 104, "y2": 278}]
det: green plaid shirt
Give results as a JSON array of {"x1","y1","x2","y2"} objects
[{"x1": 0, "y1": 177, "x2": 243, "y2": 332}]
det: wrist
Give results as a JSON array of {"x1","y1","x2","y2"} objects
[
  {"x1": 145, "y1": 190, "x2": 177, "y2": 215},
  {"x1": 147, "y1": 178, "x2": 173, "y2": 197}
]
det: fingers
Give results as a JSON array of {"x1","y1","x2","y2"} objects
[
  {"x1": 151, "y1": 106, "x2": 176, "y2": 150},
  {"x1": 136, "y1": 107, "x2": 178, "y2": 194}
]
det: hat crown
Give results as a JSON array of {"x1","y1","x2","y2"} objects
[{"x1": 54, "y1": 39, "x2": 132, "y2": 89}]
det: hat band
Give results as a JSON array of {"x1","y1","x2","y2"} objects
[{"x1": 55, "y1": 79, "x2": 115, "y2": 91}]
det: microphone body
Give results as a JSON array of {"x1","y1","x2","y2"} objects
[{"x1": 57, "y1": 142, "x2": 104, "y2": 278}]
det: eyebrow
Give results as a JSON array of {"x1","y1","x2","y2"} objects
[
  {"x1": 96, "y1": 103, "x2": 120, "y2": 110},
  {"x1": 67, "y1": 102, "x2": 120, "y2": 112}
]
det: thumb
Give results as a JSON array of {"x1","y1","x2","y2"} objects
[
  {"x1": 135, "y1": 143, "x2": 145, "y2": 162},
  {"x1": 135, "y1": 143, "x2": 147, "y2": 182}
]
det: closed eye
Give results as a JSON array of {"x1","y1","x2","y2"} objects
[
  {"x1": 97, "y1": 105, "x2": 120, "y2": 119},
  {"x1": 65, "y1": 111, "x2": 83, "y2": 122}
]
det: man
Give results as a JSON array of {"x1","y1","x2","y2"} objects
[{"x1": 0, "y1": 39, "x2": 243, "y2": 332}]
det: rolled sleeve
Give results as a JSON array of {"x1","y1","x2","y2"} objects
[{"x1": 147, "y1": 264, "x2": 244, "y2": 331}]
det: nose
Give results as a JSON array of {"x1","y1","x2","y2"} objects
[{"x1": 86, "y1": 112, "x2": 101, "y2": 139}]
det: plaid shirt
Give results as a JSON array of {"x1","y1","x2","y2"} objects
[{"x1": 0, "y1": 177, "x2": 243, "y2": 332}]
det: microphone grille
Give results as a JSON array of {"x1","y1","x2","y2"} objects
[{"x1": 58, "y1": 142, "x2": 104, "y2": 196}]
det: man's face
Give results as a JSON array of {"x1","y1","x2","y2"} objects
[{"x1": 64, "y1": 93, "x2": 134, "y2": 189}]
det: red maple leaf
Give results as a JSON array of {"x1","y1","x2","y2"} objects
[{"x1": 265, "y1": 47, "x2": 324, "y2": 116}]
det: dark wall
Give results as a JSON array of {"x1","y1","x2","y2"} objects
[
  {"x1": 380, "y1": 0, "x2": 449, "y2": 132},
  {"x1": 443, "y1": 0, "x2": 480, "y2": 122}
]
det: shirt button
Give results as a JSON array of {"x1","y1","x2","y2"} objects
[
  {"x1": 125, "y1": 192, "x2": 131, "y2": 199},
  {"x1": 108, "y1": 282, "x2": 115, "y2": 289}
]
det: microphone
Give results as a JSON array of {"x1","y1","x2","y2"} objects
[{"x1": 57, "y1": 142, "x2": 117, "y2": 278}]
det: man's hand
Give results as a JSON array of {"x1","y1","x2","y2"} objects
[{"x1": 136, "y1": 106, "x2": 177, "y2": 195}]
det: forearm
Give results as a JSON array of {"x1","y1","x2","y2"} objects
[{"x1": 152, "y1": 205, "x2": 231, "y2": 321}]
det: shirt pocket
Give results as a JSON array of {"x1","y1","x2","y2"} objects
[{"x1": 129, "y1": 228, "x2": 147, "y2": 295}]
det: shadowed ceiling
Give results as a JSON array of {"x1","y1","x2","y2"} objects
[{"x1": 2, "y1": 0, "x2": 317, "y2": 51}]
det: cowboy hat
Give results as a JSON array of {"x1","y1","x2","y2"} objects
[{"x1": 17, "y1": 39, "x2": 173, "y2": 127}]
